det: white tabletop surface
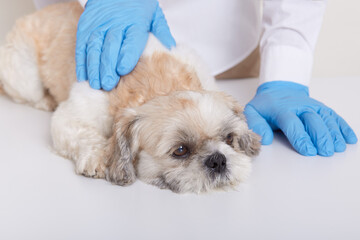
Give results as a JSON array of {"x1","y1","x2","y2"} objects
[{"x1": 0, "y1": 77, "x2": 359, "y2": 240}]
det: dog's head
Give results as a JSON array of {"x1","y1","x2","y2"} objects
[{"x1": 106, "y1": 90, "x2": 261, "y2": 193}]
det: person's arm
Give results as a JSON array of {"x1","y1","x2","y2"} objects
[
  {"x1": 260, "y1": 0, "x2": 325, "y2": 86},
  {"x1": 244, "y1": 0, "x2": 357, "y2": 156},
  {"x1": 75, "y1": 0, "x2": 175, "y2": 90}
]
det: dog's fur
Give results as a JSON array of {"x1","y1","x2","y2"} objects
[{"x1": 0, "y1": 2, "x2": 260, "y2": 193}]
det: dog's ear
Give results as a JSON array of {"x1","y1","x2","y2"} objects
[
  {"x1": 213, "y1": 92, "x2": 261, "y2": 157},
  {"x1": 105, "y1": 108, "x2": 140, "y2": 186},
  {"x1": 224, "y1": 94, "x2": 261, "y2": 157},
  {"x1": 225, "y1": 95, "x2": 261, "y2": 157}
]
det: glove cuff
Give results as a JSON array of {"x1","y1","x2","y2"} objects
[{"x1": 257, "y1": 81, "x2": 309, "y2": 96}]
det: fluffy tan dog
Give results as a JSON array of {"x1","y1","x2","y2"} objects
[{"x1": 0, "y1": 2, "x2": 260, "y2": 193}]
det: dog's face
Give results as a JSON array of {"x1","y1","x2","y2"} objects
[{"x1": 106, "y1": 90, "x2": 261, "y2": 193}]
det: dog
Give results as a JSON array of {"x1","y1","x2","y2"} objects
[{"x1": 0, "y1": 2, "x2": 261, "y2": 193}]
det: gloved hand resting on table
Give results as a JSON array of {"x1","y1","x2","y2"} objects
[
  {"x1": 244, "y1": 81, "x2": 358, "y2": 156},
  {"x1": 75, "y1": 0, "x2": 176, "y2": 91}
]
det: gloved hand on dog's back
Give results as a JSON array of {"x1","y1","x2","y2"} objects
[
  {"x1": 75, "y1": 0, "x2": 176, "y2": 91},
  {"x1": 244, "y1": 81, "x2": 358, "y2": 156}
]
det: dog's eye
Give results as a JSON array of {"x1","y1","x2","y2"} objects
[
  {"x1": 226, "y1": 133, "x2": 233, "y2": 145},
  {"x1": 172, "y1": 145, "x2": 189, "y2": 158}
]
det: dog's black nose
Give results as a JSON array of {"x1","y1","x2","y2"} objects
[{"x1": 205, "y1": 152, "x2": 227, "y2": 173}]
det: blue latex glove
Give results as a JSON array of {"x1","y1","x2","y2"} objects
[
  {"x1": 75, "y1": 0, "x2": 176, "y2": 91},
  {"x1": 244, "y1": 81, "x2": 357, "y2": 156}
]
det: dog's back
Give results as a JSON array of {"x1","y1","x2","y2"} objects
[{"x1": 0, "y1": 2, "x2": 83, "y2": 110}]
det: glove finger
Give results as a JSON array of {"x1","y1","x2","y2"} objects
[
  {"x1": 299, "y1": 111, "x2": 334, "y2": 156},
  {"x1": 334, "y1": 112, "x2": 358, "y2": 144},
  {"x1": 151, "y1": 6, "x2": 176, "y2": 49},
  {"x1": 276, "y1": 112, "x2": 317, "y2": 156},
  {"x1": 75, "y1": 14, "x2": 95, "y2": 82},
  {"x1": 116, "y1": 25, "x2": 149, "y2": 76},
  {"x1": 100, "y1": 27, "x2": 123, "y2": 91},
  {"x1": 75, "y1": 32, "x2": 88, "y2": 81},
  {"x1": 244, "y1": 105, "x2": 273, "y2": 145},
  {"x1": 86, "y1": 29, "x2": 107, "y2": 90},
  {"x1": 319, "y1": 109, "x2": 346, "y2": 152}
]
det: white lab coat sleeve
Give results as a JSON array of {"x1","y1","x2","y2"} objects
[
  {"x1": 259, "y1": 0, "x2": 327, "y2": 86},
  {"x1": 78, "y1": 0, "x2": 87, "y2": 7}
]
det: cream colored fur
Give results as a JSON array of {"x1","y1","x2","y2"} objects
[{"x1": 0, "y1": 2, "x2": 260, "y2": 193}]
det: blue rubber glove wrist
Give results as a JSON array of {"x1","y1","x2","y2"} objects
[
  {"x1": 244, "y1": 81, "x2": 357, "y2": 156},
  {"x1": 75, "y1": 0, "x2": 176, "y2": 91}
]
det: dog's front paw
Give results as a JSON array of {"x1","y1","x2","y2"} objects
[
  {"x1": 76, "y1": 155, "x2": 106, "y2": 179},
  {"x1": 34, "y1": 95, "x2": 57, "y2": 112}
]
